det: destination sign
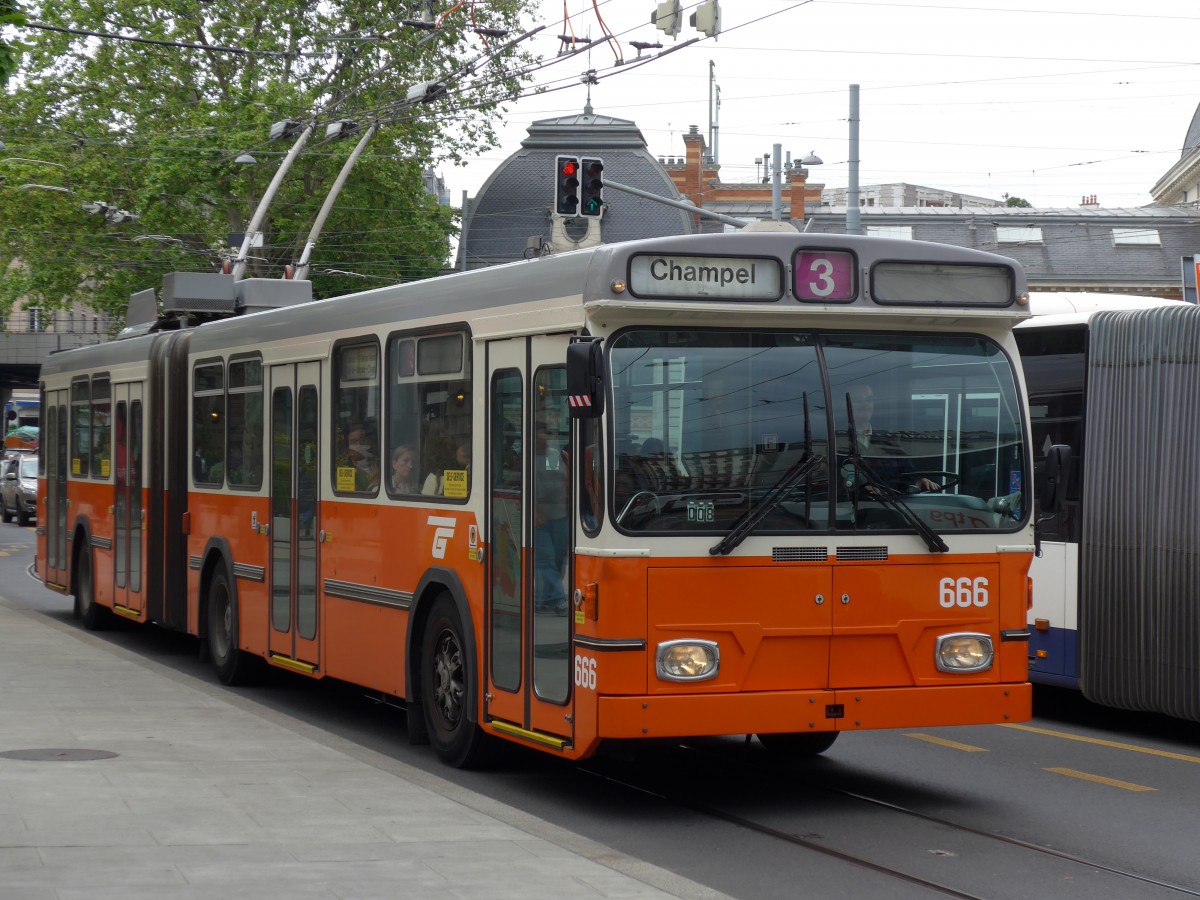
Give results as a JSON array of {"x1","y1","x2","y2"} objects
[{"x1": 628, "y1": 254, "x2": 782, "y2": 300}]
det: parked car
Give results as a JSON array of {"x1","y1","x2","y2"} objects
[{"x1": 1, "y1": 453, "x2": 37, "y2": 526}]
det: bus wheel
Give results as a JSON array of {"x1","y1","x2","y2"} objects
[
  {"x1": 757, "y1": 732, "x2": 839, "y2": 757},
  {"x1": 74, "y1": 549, "x2": 107, "y2": 630},
  {"x1": 207, "y1": 567, "x2": 253, "y2": 686},
  {"x1": 420, "y1": 594, "x2": 488, "y2": 768}
]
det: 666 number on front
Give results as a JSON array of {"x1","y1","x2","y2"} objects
[
  {"x1": 574, "y1": 655, "x2": 597, "y2": 690},
  {"x1": 939, "y1": 576, "x2": 989, "y2": 608}
]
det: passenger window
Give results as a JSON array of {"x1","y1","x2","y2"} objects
[
  {"x1": 333, "y1": 341, "x2": 381, "y2": 495},
  {"x1": 90, "y1": 376, "x2": 111, "y2": 479},
  {"x1": 193, "y1": 361, "x2": 225, "y2": 486},
  {"x1": 385, "y1": 330, "x2": 471, "y2": 500},
  {"x1": 227, "y1": 356, "x2": 263, "y2": 489},
  {"x1": 70, "y1": 377, "x2": 90, "y2": 477}
]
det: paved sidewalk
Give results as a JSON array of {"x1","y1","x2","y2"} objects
[{"x1": 0, "y1": 595, "x2": 729, "y2": 900}]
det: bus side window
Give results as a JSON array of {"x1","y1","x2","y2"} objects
[
  {"x1": 333, "y1": 341, "x2": 381, "y2": 496},
  {"x1": 90, "y1": 376, "x2": 111, "y2": 479},
  {"x1": 70, "y1": 376, "x2": 90, "y2": 478},
  {"x1": 386, "y1": 331, "x2": 471, "y2": 501},
  {"x1": 227, "y1": 356, "x2": 263, "y2": 489},
  {"x1": 192, "y1": 361, "x2": 225, "y2": 486}
]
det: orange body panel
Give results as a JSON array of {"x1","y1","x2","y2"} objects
[{"x1": 560, "y1": 550, "x2": 1032, "y2": 755}]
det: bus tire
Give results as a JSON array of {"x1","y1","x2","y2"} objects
[
  {"x1": 420, "y1": 593, "x2": 488, "y2": 768},
  {"x1": 757, "y1": 731, "x2": 839, "y2": 757},
  {"x1": 207, "y1": 566, "x2": 253, "y2": 686},
  {"x1": 74, "y1": 547, "x2": 107, "y2": 630}
]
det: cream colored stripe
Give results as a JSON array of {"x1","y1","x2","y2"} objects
[
  {"x1": 1045, "y1": 767, "x2": 1156, "y2": 792},
  {"x1": 905, "y1": 733, "x2": 988, "y2": 752},
  {"x1": 1003, "y1": 723, "x2": 1200, "y2": 764}
]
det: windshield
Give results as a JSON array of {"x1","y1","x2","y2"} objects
[
  {"x1": 608, "y1": 329, "x2": 1027, "y2": 537},
  {"x1": 19, "y1": 456, "x2": 37, "y2": 479}
]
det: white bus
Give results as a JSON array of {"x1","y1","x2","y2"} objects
[{"x1": 1017, "y1": 294, "x2": 1200, "y2": 720}]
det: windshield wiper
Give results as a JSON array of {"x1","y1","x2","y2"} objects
[
  {"x1": 844, "y1": 394, "x2": 949, "y2": 554},
  {"x1": 711, "y1": 393, "x2": 824, "y2": 556}
]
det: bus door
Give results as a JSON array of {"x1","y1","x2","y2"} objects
[
  {"x1": 267, "y1": 362, "x2": 321, "y2": 672},
  {"x1": 43, "y1": 388, "x2": 69, "y2": 588},
  {"x1": 485, "y1": 335, "x2": 574, "y2": 746},
  {"x1": 112, "y1": 382, "x2": 145, "y2": 615}
]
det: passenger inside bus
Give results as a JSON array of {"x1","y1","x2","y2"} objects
[
  {"x1": 389, "y1": 444, "x2": 417, "y2": 494},
  {"x1": 346, "y1": 421, "x2": 380, "y2": 492},
  {"x1": 842, "y1": 383, "x2": 940, "y2": 494}
]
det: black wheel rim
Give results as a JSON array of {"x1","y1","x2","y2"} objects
[{"x1": 431, "y1": 627, "x2": 465, "y2": 730}]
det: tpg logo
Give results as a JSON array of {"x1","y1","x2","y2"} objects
[{"x1": 428, "y1": 516, "x2": 456, "y2": 559}]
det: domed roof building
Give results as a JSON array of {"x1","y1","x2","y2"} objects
[
  {"x1": 1150, "y1": 104, "x2": 1200, "y2": 206},
  {"x1": 454, "y1": 103, "x2": 695, "y2": 270}
]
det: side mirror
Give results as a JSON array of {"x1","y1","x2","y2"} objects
[
  {"x1": 1038, "y1": 443, "x2": 1071, "y2": 515},
  {"x1": 566, "y1": 337, "x2": 604, "y2": 419}
]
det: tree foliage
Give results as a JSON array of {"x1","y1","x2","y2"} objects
[
  {"x1": 0, "y1": 0, "x2": 27, "y2": 85},
  {"x1": 1004, "y1": 195, "x2": 1032, "y2": 208},
  {"x1": 0, "y1": 0, "x2": 537, "y2": 321}
]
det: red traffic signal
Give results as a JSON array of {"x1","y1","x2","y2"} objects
[{"x1": 555, "y1": 156, "x2": 580, "y2": 214}]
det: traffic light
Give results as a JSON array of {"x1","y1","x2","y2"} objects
[
  {"x1": 652, "y1": 0, "x2": 681, "y2": 37},
  {"x1": 690, "y1": 1, "x2": 721, "y2": 38},
  {"x1": 555, "y1": 156, "x2": 580, "y2": 215},
  {"x1": 580, "y1": 158, "x2": 605, "y2": 217}
]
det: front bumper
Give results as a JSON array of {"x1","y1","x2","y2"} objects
[{"x1": 598, "y1": 683, "x2": 1031, "y2": 739}]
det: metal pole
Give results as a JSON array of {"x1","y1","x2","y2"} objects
[
  {"x1": 771, "y1": 144, "x2": 782, "y2": 221},
  {"x1": 604, "y1": 179, "x2": 747, "y2": 227},
  {"x1": 847, "y1": 84, "x2": 861, "y2": 235},
  {"x1": 708, "y1": 61, "x2": 715, "y2": 154},
  {"x1": 232, "y1": 123, "x2": 316, "y2": 280},
  {"x1": 460, "y1": 190, "x2": 469, "y2": 271},
  {"x1": 292, "y1": 123, "x2": 379, "y2": 281}
]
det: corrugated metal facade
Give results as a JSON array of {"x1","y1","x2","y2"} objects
[{"x1": 1080, "y1": 304, "x2": 1200, "y2": 717}]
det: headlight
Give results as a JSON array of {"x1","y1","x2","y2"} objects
[
  {"x1": 656, "y1": 639, "x2": 719, "y2": 682},
  {"x1": 935, "y1": 633, "x2": 994, "y2": 673}
]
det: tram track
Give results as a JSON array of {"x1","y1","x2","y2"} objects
[{"x1": 578, "y1": 739, "x2": 1200, "y2": 899}]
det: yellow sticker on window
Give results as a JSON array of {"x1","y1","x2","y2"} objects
[
  {"x1": 336, "y1": 467, "x2": 357, "y2": 492},
  {"x1": 72, "y1": 458, "x2": 81, "y2": 475},
  {"x1": 101, "y1": 459, "x2": 110, "y2": 478},
  {"x1": 442, "y1": 469, "x2": 469, "y2": 498}
]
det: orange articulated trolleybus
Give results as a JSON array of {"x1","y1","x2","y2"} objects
[{"x1": 37, "y1": 231, "x2": 1035, "y2": 767}]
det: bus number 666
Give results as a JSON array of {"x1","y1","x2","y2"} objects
[
  {"x1": 938, "y1": 576, "x2": 989, "y2": 608},
  {"x1": 574, "y1": 655, "x2": 597, "y2": 690}
]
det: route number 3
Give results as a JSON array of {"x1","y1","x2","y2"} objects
[
  {"x1": 574, "y1": 655, "x2": 597, "y2": 690},
  {"x1": 794, "y1": 250, "x2": 853, "y2": 301},
  {"x1": 939, "y1": 576, "x2": 989, "y2": 608}
]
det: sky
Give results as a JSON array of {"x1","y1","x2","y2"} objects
[{"x1": 440, "y1": 0, "x2": 1200, "y2": 210}]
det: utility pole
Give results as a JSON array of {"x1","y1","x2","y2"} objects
[
  {"x1": 847, "y1": 84, "x2": 861, "y2": 235},
  {"x1": 771, "y1": 144, "x2": 783, "y2": 221}
]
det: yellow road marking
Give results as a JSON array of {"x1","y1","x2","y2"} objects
[
  {"x1": 905, "y1": 733, "x2": 989, "y2": 752},
  {"x1": 1003, "y1": 723, "x2": 1200, "y2": 764},
  {"x1": 1045, "y1": 767, "x2": 1156, "y2": 792}
]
